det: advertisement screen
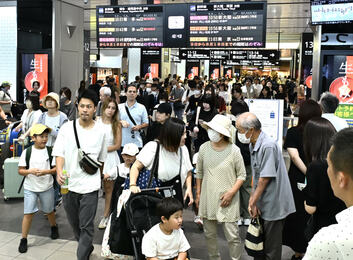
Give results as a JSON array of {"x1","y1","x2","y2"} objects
[
  {"x1": 186, "y1": 61, "x2": 200, "y2": 79},
  {"x1": 322, "y1": 55, "x2": 353, "y2": 103},
  {"x1": 22, "y1": 54, "x2": 49, "y2": 99},
  {"x1": 142, "y1": 63, "x2": 159, "y2": 80}
]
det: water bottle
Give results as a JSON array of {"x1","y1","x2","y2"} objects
[{"x1": 60, "y1": 170, "x2": 69, "y2": 194}]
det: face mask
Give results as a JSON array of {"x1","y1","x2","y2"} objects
[
  {"x1": 194, "y1": 90, "x2": 201, "y2": 95},
  {"x1": 208, "y1": 129, "x2": 222, "y2": 143},
  {"x1": 159, "y1": 100, "x2": 166, "y2": 104},
  {"x1": 146, "y1": 88, "x2": 151, "y2": 93},
  {"x1": 173, "y1": 85, "x2": 177, "y2": 89},
  {"x1": 238, "y1": 131, "x2": 251, "y2": 144}
]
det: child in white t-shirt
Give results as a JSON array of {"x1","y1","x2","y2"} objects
[
  {"x1": 142, "y1": 197, "x2": 190, "y2": 260},
  {"x1": 18, "y1": 124, "x2": 58, "y2": 254},
  {"x1": 108, "y1": 143, "x2": 139, "y2": 180}
]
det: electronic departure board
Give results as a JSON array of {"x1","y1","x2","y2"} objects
[
  {"x1": 96, "y1": 2, "x2": 267, "y2": 48},
  {"x1": 97, "y1": 5, "x2": 164, "y2": 47},
  {"x1": 188, "y1": 2, "x2": 266, "y2": 48}
]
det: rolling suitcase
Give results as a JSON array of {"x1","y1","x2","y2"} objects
[{"x1": 3, "y1": 139, "x2": 24, "y2": 201}]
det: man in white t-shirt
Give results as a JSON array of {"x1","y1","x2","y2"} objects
[
  {"x1": 53, "y1": 89, "x2": 107, "y2": 260},
  {"x1": 319, "y1": 92, "x2": 349, "y2": 132}
]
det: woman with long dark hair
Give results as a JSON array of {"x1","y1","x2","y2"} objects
[
  {"x1": 97, "y1": 98, "x2": 122, "y2": 229},
  {"x1": 129, "y1": 118, "x2": 193, "y2": 205},
  {"x1": 282, "y1": 100, "x2": 322, "y2": 260},
  {"x1": 302, "y1": 118, "x2": 346, "y2": 239}
]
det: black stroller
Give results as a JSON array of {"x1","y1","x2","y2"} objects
[{"x1": 108, "y1": 186, "x2": 174, "y2": 260}]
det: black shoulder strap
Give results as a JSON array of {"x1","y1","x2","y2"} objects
[
  {"x1": 18, "y1": 146, "x2": 33, "y2": 194},
  {"x1": 73, "y1": 119, "x2": 81, "y2": 149},
  {"x1": 124, "y1": 105, "x2": 137, "y2": 126},
  {"x1": 46, "y1": 146, "x2": 53, "y2": 167},
  {"x1": 147, "y1": 141, "x2": 160, "y2": 188},
  {"x1": 25, "y1": 145, "x2": 33, "y2": 170}
]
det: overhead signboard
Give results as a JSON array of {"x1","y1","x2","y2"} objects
[
  {"x1": 97, "y1": 5, "x2": 164, "y2": 47},
  {"x1": 141, "y1": 49, "x2": 161, "y2": 59},
  {"x1": 97, "y1": 2, "x2": 267, "y2": 48},
  {"x1": 311, "y1": 0, "x2": 353, "y2": 25},
  {"x1": 179, "y1": 49, "x2": 279, "y2": 64},
  {"x1": 188, "y1": 2, "x2": 267, "y2": 48},
  {"x1": 179, "y1": 49, "x2": 210, "y2": 60}
]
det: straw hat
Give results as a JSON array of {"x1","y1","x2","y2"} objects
[{"x1": 201, "y1": 114, "x2": 231, "y2": 138}]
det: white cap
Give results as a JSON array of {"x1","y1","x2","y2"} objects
[{"x1": 122, "y1": 143, "x2": 139, "y2": 156}]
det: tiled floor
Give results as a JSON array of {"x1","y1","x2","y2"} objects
[
  {"x1": 0, "y1": 191, "x2": 294, "y2": 260},
  {"x1": 0, "y1": 231, "x2": 102, "y2": 259}
]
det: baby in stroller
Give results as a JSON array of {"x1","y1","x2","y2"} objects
[{"x1": 142, "y1": 197, "x2": 190, "y2": 260}]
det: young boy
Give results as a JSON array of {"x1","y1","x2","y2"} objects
[
  {"x1": 142, "y1": 197, "x2": 190, "y2": 260},
  {"x1": 18, "y1": 124, "x2": 58, "y2": 253}
]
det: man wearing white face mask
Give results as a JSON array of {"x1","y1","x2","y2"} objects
[
  {"x1": 236, "y1": 112, "x2": 295, "y2": 260},
  {"x1": 195, "y1": 114, "x2": 246, "y2": 260}
]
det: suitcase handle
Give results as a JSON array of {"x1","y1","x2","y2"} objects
[{"x1": 12, "y1": 138, "x2": 25, "y2": 158}]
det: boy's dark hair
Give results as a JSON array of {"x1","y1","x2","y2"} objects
[
  {"x1": 78, "y1": 89, "x2": 99, "y2": 107},
  {"x1": 156, "y1": 197, "x2": 183, "y2": 220}
]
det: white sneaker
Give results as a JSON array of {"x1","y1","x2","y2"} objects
[
  {"x1": 194, "y1": 215, "x2": 203, "y2": 225},
  {"x1": 237, "y1": 217, "x2": 244, "y2": 226},
  {"x1": 243, "y1": 218, "x2": 251, "y2": 226},
  {"x1": 98, "y1": 217, "x2": 109, "y2": 229}
]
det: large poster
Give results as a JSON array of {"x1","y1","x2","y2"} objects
[
  {"x1": 323, "y1": 55, "x2": 353, "y2": 103},
  {"x1": 22, "y1": 54, "x2": 48, "y2": 99}
]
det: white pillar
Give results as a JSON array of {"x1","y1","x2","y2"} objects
[{"x1": 128, "y1": 48, "x2": 141, "y2": 84}]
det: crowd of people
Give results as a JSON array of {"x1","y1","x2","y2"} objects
[{"x1": 0, "y1": 73, "x2": 351, "y2": 260}]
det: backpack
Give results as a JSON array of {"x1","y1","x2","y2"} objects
[{"x1": 17, "y1": 146, "x2": 54, "y2": 193}]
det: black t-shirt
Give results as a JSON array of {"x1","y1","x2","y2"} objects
[
  {"x1": 284, "y1": 126, "x2": 306, "y2": 183},
  {"x1": 186, "y1": 94, "x2": 202, "y2": 113},
  {"x1": 303, "y1": 160, "x2": 346, "y2": 230}
]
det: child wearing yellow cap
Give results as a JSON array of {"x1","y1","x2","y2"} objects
[{"x1": 17, "y1": 124, "x2": 58, "y2": 253}]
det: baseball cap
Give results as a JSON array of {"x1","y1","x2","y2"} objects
[
  {"x1": 1, "y1": 81, "x2": 11, "y2": 87},
  {"x1": 30, "y1": 124, "x2": 52, "y2": 137},
  {"x1": 156, "y1": 103, "x2": 172, "y2": 115},
  {"x1": 122, "y1": 143, "x2": 139, "y2": 156}
]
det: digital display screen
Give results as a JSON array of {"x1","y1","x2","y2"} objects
[
  {"x1": 97, "y1": 2, "x2": 266, "y2": 48},
  {"x1": 311, "y1": 0, "x2": 353, "y2": 25},
  {"x1": 188, "y1": 2, "x2": 266, "y2": 48},
  {"x1": 97, "y1": 5, "x2": 164, "y2": 47}
]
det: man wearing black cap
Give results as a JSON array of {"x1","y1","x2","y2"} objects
[{"x1": 145, "y1": 103, "x2": 172, "y2": 143}]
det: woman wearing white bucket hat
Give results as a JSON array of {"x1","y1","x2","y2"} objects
[{"x1": 195, "y1": 114, "x2": 246, "y2": 260}]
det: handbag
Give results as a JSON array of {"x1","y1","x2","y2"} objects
[
  {"x1": 304, "y1": 215, "x2": 316, "y2": 242},
  {"x1": 124, "y1": 141, "x2": 161, "y2": 189},
  {"x1": 244, "y1": 217, "x2": 264, "y2": 257},
  {"x1": 73, "y1": 119, "x2": 102, "y2": 175},
  {"x1": 124, "y1": 105, "x2": 146, "y2": 144},
  {"x1": 159, "y1": 147, "x2": 184, "y2": 204}
]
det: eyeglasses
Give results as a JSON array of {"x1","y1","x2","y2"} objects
[{"x1": 131, "y1": 130, "x2": 135, "y2": 139}]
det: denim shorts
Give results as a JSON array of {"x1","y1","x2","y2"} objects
[{"x1": 24, "y1": 187, "x2": 54, "y2": 214}]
